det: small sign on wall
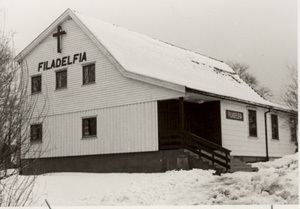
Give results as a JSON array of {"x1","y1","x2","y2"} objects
[{"x1": 226, "y1": 110, "x2": 244, "y2": 121}]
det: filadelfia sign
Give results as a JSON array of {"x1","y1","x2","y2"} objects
[
  {"x1": 37, "y1": 25, "x2": 87, "y2": 72},
  {"x1": 226, "y1": 110, "x2": 244, "y2": 121},
  {"x1": 38, "y1": 52, "x2": 87, "y2": 71}
]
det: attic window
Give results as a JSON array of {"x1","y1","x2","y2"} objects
[
  {"x1": 83, "y1": 64, "x2": 95, "y2": 85},
  {"x1": 31, "y1": 75, "x2": 42, "y2": 94}
]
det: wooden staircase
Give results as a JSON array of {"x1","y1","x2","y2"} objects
[
  {"x1": 159, "y1": 131, "x2": 231, "y2": 173},
  {"x1": 160, "y1": 131, "x2": 259, "y2": 173},
  {"x1": 229, "y1": 156, "x2": 259, "y2": 172}
]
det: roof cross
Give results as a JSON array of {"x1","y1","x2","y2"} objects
[{"x1": 53, "y1": 25, "x2": 66, "y2": 53}]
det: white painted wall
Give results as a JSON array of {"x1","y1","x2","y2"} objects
[
  {"x1": 22, "y1": 18, "x2": 183, "y2": 158},
  {"x1": 24, "y1": 18, "x2": 183, "y2": 117},
  {"x1": 25, "y1": 101, "x2": 158, "y2": 159},
  {"x1": 221, "y1": 100, "x2": 296, "y2": 157}
]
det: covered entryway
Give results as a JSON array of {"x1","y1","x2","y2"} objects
[
  {"x1": 158, "y1": 99, "x2": 221, "y2": 145},
  {"x1": 157, "y1": 97, "x2": 231, "y2": 171}
]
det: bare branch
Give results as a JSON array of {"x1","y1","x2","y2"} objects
[{"x1": 227, "y1": 60, "x2": 273, "y2": 100}]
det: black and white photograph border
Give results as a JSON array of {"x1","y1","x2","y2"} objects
[{"x1": 0, "y1": 0, "x2": 298, "y2": 208}]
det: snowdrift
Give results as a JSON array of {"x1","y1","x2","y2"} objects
[
  {"x1": 1, "y1": 153, "x2": 298, "y2": 206},
  {"x1": 205, "y1": 153, "x2": 298, "y2": 204}
]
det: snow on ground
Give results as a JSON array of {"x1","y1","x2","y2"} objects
[{"x1": 2, "y1": 153, "x2": 298, "y2": 206}]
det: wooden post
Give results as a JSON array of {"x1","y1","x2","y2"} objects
[
  {"x1": 179, "y1": 97, "x2": 184, "y2": 144},
  {"x1": 225, "y1": 153, "x2": 229, "y2": 172}
]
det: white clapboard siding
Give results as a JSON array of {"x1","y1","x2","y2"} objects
[
  {"x1": 267, "y1": 113, "x2": 296, "y2": 157},
  {"x1": 24, "y1": 17, "x2": 183, "y2": 118},
  {"x1": 221, "y1": 100, "x2": 296, "y2": 157},
  {"x1": 24, "y1": 101, "x2": 158, "y2": 159}
]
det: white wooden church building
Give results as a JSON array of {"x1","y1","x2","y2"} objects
[{"x1": 17, "y1": 9, "x2": 297, "y2": 174}]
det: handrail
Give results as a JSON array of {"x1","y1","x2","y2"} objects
[
  {"x1": 160, "y1": 131, "x2": 231, "y2": 171},
  {"x1": 184, "y1": 131, "x2": 231, "y2": 154}
]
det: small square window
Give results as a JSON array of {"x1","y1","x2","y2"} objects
[
  {"x1": 30, "y1": 124, "x2": 42, "y2": 142},
  {"x1": 56, "y1": 70, "x2": 67, "y2": 89},
  {"x1": 82, "y1": 117, "x2": 97, "y2": 137},
  {"x1": 271, "y1": 114, "x2": 279, "y2": 140},
  {"x1": 31, "y1": 75, "x2": 41, "y2": 93},
  {"x1": 248, "y1": 110, "x2": 257, "y2": 137},
  {"x1": 83, "y1": 64, "x2": 95, "y2": 85}
]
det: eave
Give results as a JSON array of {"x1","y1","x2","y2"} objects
[{"x1": 186, "y1": 87, "x2": 297, "y2": 115}]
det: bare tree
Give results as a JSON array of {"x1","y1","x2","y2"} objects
[
  {"x1": 0, "y1": 30, "x2": 46, "y2": 206},
  {"x1": 227, "y1": 61, "x2": 273, "y2": 100},
  {"x1": 281, "y1": 65, "x2": 298, "y2": 152},
  {"x1": 281, "y1": 65, "x2": 298, "y2": 111}
]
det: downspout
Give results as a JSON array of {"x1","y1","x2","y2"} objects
[{"x1": 264, "y1": 109, "x2": 271, "y2": 161}]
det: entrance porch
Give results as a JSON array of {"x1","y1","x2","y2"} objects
[{"x1": 157, "y1": 97, "x2": 231, "y2": 171}]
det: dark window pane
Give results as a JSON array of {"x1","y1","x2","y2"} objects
[
  {"x1": 82, "y1": 117, "x2": 97, "y2": 137},
  {"x1": 89, "y1": 118, "x2": 96, "y2": 136},
  {"x1": 83, "y1": 64, "x2": 95, "y2": 84},
  {"x1": 83, "y1": 119, "x2": 90, "y2": 136},
  {"x1": 32, "y1": 76, "x2": 41, "y2": 93},
  {"x1": 290, "y1": 118, "x2": 297, "y2": 141},
  {"x1": 248, "y1": 110, "x2": 257, "y2": 137},
  {"x1": 56, "y1": 70, "x2": 67, "y2": 89},
  {"x1": 31, "y1": 124, "x2": 42, "y2": 142},
  {"x1": 271, "y1": 114, "x2": 279, "y2": 139}
]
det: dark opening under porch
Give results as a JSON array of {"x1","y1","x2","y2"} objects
[
  {"x1": 158, "y1": 99, "x2": 222, "y2": 146},
  {"x1": 157, "y1": 98, "x2": 230, "y2": 171}
]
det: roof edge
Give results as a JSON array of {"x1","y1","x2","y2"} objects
[
  {"x1": 15, "y1": 8, "x2": 185, "y2": 94},
  {"x1": 186, "y1": 87, "x2": 297, "y2": 114},
  {"x1": 16, "y1": 8, "x2": 73, "y2": 61},
  {"x1": 71, "y1": 11, "x2": 186, "y2": 93}
]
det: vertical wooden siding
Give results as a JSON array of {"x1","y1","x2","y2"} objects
[
  {"x1": 25, "y1": 101, "x2": 158, "y2": 158},
  {"x1": 221, "y1": 100, "x2": 296, "y2": 157},
  {"x1": 22, "y1": 17, "x2": 183, "y2": 158},
  {"x1": 24, "y1": 17, "x2": 183, "y2": 118}
]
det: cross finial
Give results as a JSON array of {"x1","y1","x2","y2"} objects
[{"x1": 53, "y1": 25, "x2": 67, "y2": 53}]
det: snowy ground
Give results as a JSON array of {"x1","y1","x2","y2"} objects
[{"x1": 2, "y1": 153, "x2": 299, "y2": 207}]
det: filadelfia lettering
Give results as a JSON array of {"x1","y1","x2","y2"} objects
[{"x1": 38, "y1": 52, "x2": 87, "y2": 72}]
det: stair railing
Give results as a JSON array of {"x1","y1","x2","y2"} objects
[
  {"x1": 183, "y1": 131, "x2": 231, "y2": 171},
  {"x1": 159, "y1": 131, "x2": 231, "y2": 171}
]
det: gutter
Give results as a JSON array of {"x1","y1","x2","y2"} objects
[{"x1": 264, "y1": 109, "x2": 271, "y2": 161}]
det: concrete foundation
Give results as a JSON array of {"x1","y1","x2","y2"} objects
[{"x1": 20, "y1": 149, "x2": 188, "y2": 175}]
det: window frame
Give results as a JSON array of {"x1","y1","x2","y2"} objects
[
  {"x1": 31, "y1": 75, "x2": 42, "y2": 94},
  {"x1": 271, "y1": 114, "x2": 279, "y2": 140},
  {"x1": 82, "y1": 63, "x2": 96, "y2": 85},
  {"x1": 30, "y1": 124, "x2": 43, "y2": 143},
  {"x1": 56, "y1": 69, "x2": 68, "y2": 90},
  {"x1": 290, "y1": 117, "x2": 297, "y2": 142},
  {"x1": 82, "y1": 117, "x2": 97, "y2": 138},
  {"x1": 248, "y1": 109, "x2": 257, "y2": 137}
]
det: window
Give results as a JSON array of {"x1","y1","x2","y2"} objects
[
  {"x1": 31, "y1": 75, "x2": 41, "y2": 93},
  {"x1": 248, "y1": 110, "x2": 257, "y2": 137},
  {"x1": 271, "y1": 114, "x2": 279, "y2": 140},
  {"x1": 83, "y1": 64, "x2": 95, "y2": 85},
  {"x1": 56, "y1": 70, "x2": 67, "y2": 89},
  {"x1": 82, "y1": 117, "x2": 97, "y2": 137},
  {"x1": 290, "y1": 117, "x2": 297, "y2": 142},
  {"x1": 30, "y1": 124, "x2": 42, "y2": 142}
]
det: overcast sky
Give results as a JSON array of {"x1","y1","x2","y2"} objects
[{"x1": 0, "y1": 0, "x2": 297, "y2": 101}]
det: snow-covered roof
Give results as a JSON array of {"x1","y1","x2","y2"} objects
[
  {"x1": 17, "y1": 9, "x2": 291, "y2": 111},
  {"x1": 74, "y1": 12, "x2": 287, "y2": 109}
]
